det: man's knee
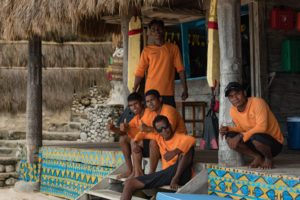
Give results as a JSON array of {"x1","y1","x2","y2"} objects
[
  {"x1": 149, "y1": 140, "x2": 159, "y2": 152},
  {"x1": 120, "y1": 135, "x2": 130, "y2": 145},
  {"x1": 124, "y1": 177, "x2": 144, "y2": 191}
]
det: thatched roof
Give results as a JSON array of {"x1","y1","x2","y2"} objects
[{"x1": 0, "y1": 0, "x2": 207, "y2": 41}]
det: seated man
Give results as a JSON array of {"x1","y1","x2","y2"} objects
[
  {"x1": 220, "y1": 82, "x2": 283, "y2": 169},
  {"x1": 133, "y1": 89, "x2": 187, "y2": 176},
  {"x1": 106, "y1": 92, "x2": 145, "y2": 179},
  {"x1": 121, "y1": 115, "x2": 195, "y2": 200}
]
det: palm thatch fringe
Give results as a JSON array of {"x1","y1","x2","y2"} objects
[
  {"x1": 0, "y1": 68, "x2": 111, "y2": 112},
  {"x1": 0, "y1": 41, "x2": 113, "y2": 68}
]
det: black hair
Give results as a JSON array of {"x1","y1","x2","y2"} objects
[
  {"x1": 224, "y1": 82, "x2": 244, "y2": 97},
  {"x1": 152, "y1": 115, "x2": 170, "y2": 130},
  {"x1": 145, "y1": 89, "x2": 161, "y2": 99},
  {"x1": 127, "y1": 92, "x2": 143, "y2": 102},
  {"x1": 148, "y1": 19, "x2": 164, "y2": 29}
]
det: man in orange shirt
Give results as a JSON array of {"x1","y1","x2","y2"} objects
[
  {"x1": 132, "y1": 19, "x2": 188, "y2": 108},
  {"x1": 121, "y1": 115, "x2": 195, "y2": 200},
  {"x1": 220, "y1": 82, "x2": 283, "y2": 169},
  {"x1": 106, "y1": 92, "x2": 145, "y2": 179},
  {"x1": 133, "y1": 89, "x2": 187, "y2": 177}
]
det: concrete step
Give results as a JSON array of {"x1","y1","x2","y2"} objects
[
  {"x1": 47, "y1": 122, "x2": 81, "y2": 132},
  {"x1": 71, "y1": 113, "x2": 88, "y2": 122},
  {"x1": 42, "y1": 131, "x2": 80, "y2": 141},
  {"x1": 0, "y1": 140, "x2": 25, "y2": 148},
  {"x1": 0, "y1": 172, "x2": 18, "y2": 181},
  {"x1": 0, "y1": 157, "x2": 18, "y2": 165},
  {"x1": 0, "y1": 130, "x2": 26, "y2": 140},
  {"x1": 0, "y1": 148, "x2": 16, "y2": 156},
  {"x1": 85, "y1": 189, "x2": 146, "y2": 200}
]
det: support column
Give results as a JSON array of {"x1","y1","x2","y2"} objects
[
  {"x1": 121, "y1": 14, "x2": 131, "y2": 107},
  {"x1": 26, "y1": 36, "x2": 42, "y2": 164},
  {"x1": 217, "y1": 0, "x2": 244, "y2": 167}
]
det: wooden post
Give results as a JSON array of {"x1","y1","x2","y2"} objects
[
  {"x1": 121, "y1": 13, "x2": 131, "y2": 106},
  {"x1": 217, "y1": 0, "x2": 244, "y2": 167},
  {"x1": 26, "y1": 36, "x2": 43, "y2": 164}
]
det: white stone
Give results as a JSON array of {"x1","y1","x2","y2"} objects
[
  {"x1": 5, "y1": 177, "x2": 17, "y2": 186},
  {"x1": 5, "y1": 165, "x2": 15, "y2": 173},
  {"x1": 80, "y1": 132, "x2": 87, "y2": 141},
  {"x1": 0, "y1": 165, "x2": 5, "y2": 172}
]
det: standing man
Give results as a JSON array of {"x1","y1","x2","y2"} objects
[
  {"x1": 132, "y1": 19, "x2": 188, "y2": 108},
  {"x1": 220, "y1": 82, "x2": 283, "y2": 169}
]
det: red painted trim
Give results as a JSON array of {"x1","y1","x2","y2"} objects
[
  {"x1": 128, "y1": 29, "x2": 142, "y2": 36},
  {"x1": 208, "y1": 21, "x2": 218, "y2": 29}
]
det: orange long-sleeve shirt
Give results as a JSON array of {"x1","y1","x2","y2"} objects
[
  {"x1": 135, "y1": 42, "x2": 185, "y2": 96},
  {"x1": 134, "y1": 132, "x2": 196, "y2": 169},
  {"x1": 228, "y1": 97, "x2": 283, "y2": 143},
  {"x1": 127, "y1": 114, "x2": 141, "y2": 138}
]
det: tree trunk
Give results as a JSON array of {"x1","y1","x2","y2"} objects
[
  {"x1": 26, "y1": 36, "x2": 42, "y2": 164},
  {"x1": 121, "y1": 13, "x2": 131, "y2": 107},
  {"x1": 218, "y1": 0, "x2": 244, "y2": 167}
]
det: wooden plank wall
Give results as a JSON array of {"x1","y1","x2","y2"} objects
[{"x1": 265, "y1": 0, "x2": 300, "y2": 136}]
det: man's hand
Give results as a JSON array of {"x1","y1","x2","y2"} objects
[
  {"x1": 219, "y1": 126, "x2": 229, "y2": 140},
  {"x1": 139, "y1": 120, "x2": 152, "y2": 132},
  {"x1": 132, "y1": 142, "x2": 142, "y2": 153},
  {"x1": 163, "y1": 148, "x2": 180, "y2": 161},
  {"x1": 226, "y1": 135, "x2": 240, "y2": 149},
  {"x1": 120, "y1": 119, "x2": 129, "y2": 132},
  {"x1": 106, "y1": 120, "x2": 115, "y2": 131},
  {"x1": 181, "y1": 89, "x2": 188, "y2": 101},
  {"x1": 170, "y1": 176, "x2": 180, "y2": 191}
]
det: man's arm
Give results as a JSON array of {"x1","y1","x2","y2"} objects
[
  {"x1": 170, "y1": 147, "x2": 194, "y2": 190},
  {"x1": 106, "y1": 120, "x2": 126, "y2": 136},
  {"x1": 132, "y1": 76, "x2": 143, "y2": 92},
  {"x1": 178, "y1": 71, "x2": 188, "y2": 101}
]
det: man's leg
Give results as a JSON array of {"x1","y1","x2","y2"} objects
[
  {"x1": 121, "y1": 178, "x2": 145, "y2": 200},
  {"x1": 250, "y1": 133, "x2": 283, "y2": 169},
  {"x1": 226, "y1": 132, "x2": 263, "y2": 168},
  {"x1": 149, "y1": 140, "x2": 160, "y2": 173},
  {"x1": 117, "y1": 135, "x2": 133, "y2": 179},
  {"x1": 131, "y1": 140, "x2": 144, "y2": 177}
]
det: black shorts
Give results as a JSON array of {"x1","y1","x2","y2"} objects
[
  {"x1": 136, "y1": 160, "x2": 192, "y2": 189},
  {"x1": 226, "y1": 132, "x2": 282, "y2": 157},
  {"x1": 161, "y1": 96, "x2": 176, "y2": 108}
]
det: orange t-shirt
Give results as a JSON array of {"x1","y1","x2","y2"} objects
[
  {"x1": 135, "y1": 42, "x2": 185, "y2": 96},
  {"x1": 140, "y1": 105, "x2": 187, "y2": 134},
  {"x1": 127, "y1": 114, "x2": 141, "y2": 138},
  {"x1": 228, "y1": 97, "x2": 283, "y2": 143},
  {"x1": 134, "y1": 132, "x2": 196, "y2": 169}
]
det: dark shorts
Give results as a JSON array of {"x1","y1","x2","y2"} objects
[
  {"x1": 162, "y1": 96, "x2": 176, "y2": 108},
  {"x1": 136, "y1": 160, "x2": 192, "y2": 189},
  {"x1": 226, "y1": 132, "x2": 282, "y2": 157},
  {"x1": 142, "y1": 139, "x2": 150, "y2": 157}
]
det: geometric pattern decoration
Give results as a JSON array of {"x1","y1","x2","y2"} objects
[
  {"x1": 207, "y1": 164, "x2": 300, "y2": 200},
  {"x1": 19, "y1": 146, "x2": 124, "y2": 200},
  {"x1": 19, "y1": 149, "x2": 42, "y2": 182}
]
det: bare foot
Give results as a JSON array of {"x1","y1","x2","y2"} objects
[
  {"x1": 116, "y1": 171, "x2": 132, "y2": 179},
  {"x1": 260, "y1": 157, "x2": 273, "y2": 169},
  {"x1": 248, "y1": 156, "x2": 263, "y2": 168}
]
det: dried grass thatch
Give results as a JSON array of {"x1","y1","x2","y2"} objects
[
  {"x1": 0, "y1": 68, "x2": 111, "y2": 112},
  {"x1": 0, "y1": 41, "x2": 113, "y2": 68},
  {"x1": 0, "y1": 0, "x2": 205, "y2": 41}
]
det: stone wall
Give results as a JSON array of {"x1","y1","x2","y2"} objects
[{"x1": 72, "y1": 85, "x2": 124, "y2": 143}]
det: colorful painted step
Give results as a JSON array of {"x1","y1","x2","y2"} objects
[
  {"x1": 207, "y1": 164, "x2": 300, "y2": 200},
  {"x1": 157, "y1": 193, "x2": 230, "y2": 200}
]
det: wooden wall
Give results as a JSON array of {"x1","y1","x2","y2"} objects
[{"x1": 265, "y1": 0, "x2": 300, "y2": 137}]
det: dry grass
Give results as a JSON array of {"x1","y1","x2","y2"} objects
[
  {"x1": 0, "y1": 0, "x2": 180, "y2": 40},
  {"x1": 0, "y1": 41, "x2": 113, "y2": 68},
  {"x1": 0, "y1": 68, "x2": 111, "y2": 112}
]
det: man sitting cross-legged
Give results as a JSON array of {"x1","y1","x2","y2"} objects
[
  {"x1": 132, "y1": 89, "x2": 187, "y2": 177},
  {"x1": 106, "y1": 92, "x2": 146, "y2": 179},
  {"x1": 220, "y1": 82, "x2": 283, "y2": 169},
  {"x1": 121, "y1": 115, "x2": 196, "y2": 200}
]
